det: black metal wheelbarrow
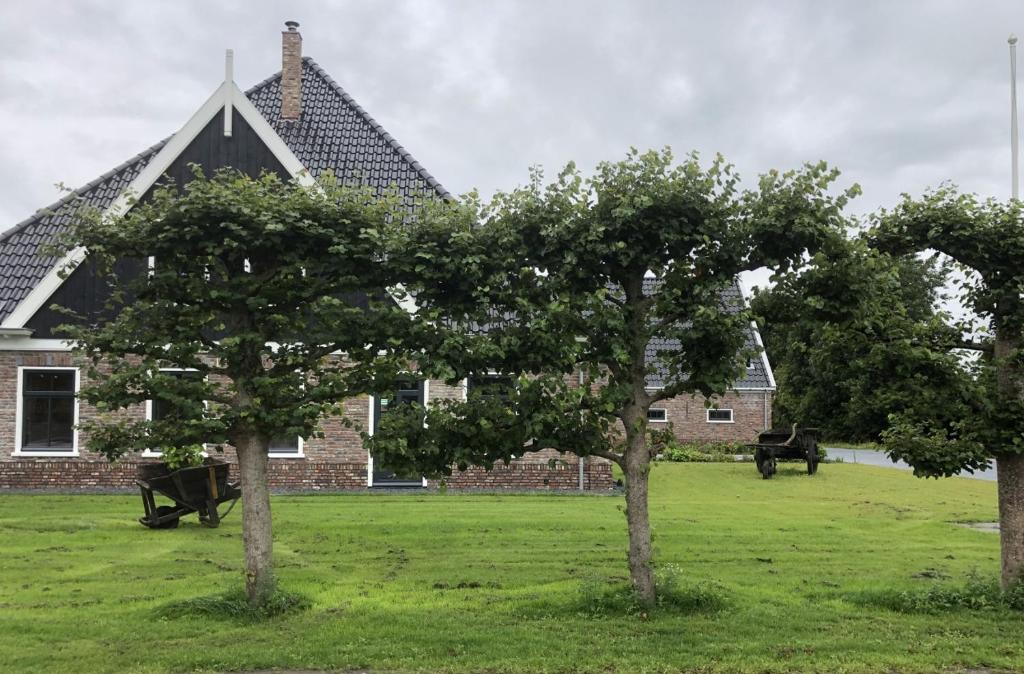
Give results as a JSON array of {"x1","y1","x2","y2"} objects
[{"x1": 136, "y1": 459, "x2": 241, "y2": 528}]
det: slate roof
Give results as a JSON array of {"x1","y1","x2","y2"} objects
[
  {"x1": 0, "y1": 56, "x2": 448, "y2": 323},
  {"x1": 643, "y1": 278, "x2": 773, "y2": 390}
]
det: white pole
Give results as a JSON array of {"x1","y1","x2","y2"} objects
[
  {"x1": 223, "y1": 49, "x2": 234, "y2": 138},
  {"x1": 1011, "y1": 34, "x2": 1019, "y2": 200}
]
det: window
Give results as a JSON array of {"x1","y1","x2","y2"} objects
[
  {"x1": 269, "y1": 435, "x2": 303, "y2": 457},
  {"x1": 706, "y1": 408, "x2": 733, "y2": 423},
  {"x1": 647, "y1": 408, "x2": 667, "y2": 423},
  {"x1": 18, "y1": 368, "x2": 78, "y2": 454},
  {"x1": 145, "y1": 370, "x2": 205, "y2": 455},
  {"x1": 379, "y1": 379, "x2": 424, "y2": 413},
  {"x1": 746, "y1": 358, "x2": 756, "y2": 370},
  {"x1": 467, "y1": 374, "x2": 514, "y2": 403}
]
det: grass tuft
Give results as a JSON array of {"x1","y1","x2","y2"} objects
[
  {"x1": 578, "y1": 565, "x2": 730, "y2": 616},
  {"x1": 158, "y1": 587, "x2": 312, "y2": 622},
  {"x1": 852, "y1": 570, "x2": 1024, "y2": 614}
]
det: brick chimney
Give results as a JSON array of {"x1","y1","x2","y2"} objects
[{"x1": 281, "y1": 20, "x2": 302, "y2": 120}]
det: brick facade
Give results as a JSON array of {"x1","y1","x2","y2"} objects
[
  {"x1": 0, "y1": 349, "x2": 615, "y2": 492},
  {"x1": 648, "y1": 390, "x2": 773, "y2": 444}
]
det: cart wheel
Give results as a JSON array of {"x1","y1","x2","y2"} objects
[
  {"x1": 154, "y1": 506, "x2": 180, "y2": 529},
  {"x1": 807, "y1": 447, "x2": 819, "y2": 475}
]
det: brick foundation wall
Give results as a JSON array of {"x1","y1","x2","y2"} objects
[
  {"x1": 0, "y1": 457, "x2": 614, "y2": 492},
  {"x1": 436, "y1": 458, "x2": 613, "y2": 491},
  {"x1": 0, "y1": 349, "x2": 752, "y2": 492}
]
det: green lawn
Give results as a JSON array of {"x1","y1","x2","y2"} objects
[{"x1": 0, "y1": 463, "x2": 1019, "y2": 674}]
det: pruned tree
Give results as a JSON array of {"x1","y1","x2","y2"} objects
[
  {"x1": 870, "y1": 187, "x2": 1024, "y2": 591},
  {"x1": 751, "y1": 236, "x2": 975, "y2": 442},
  {"x1": 58, "y1": 168, "x2": 418, "y2": 606},
  {"x1": 370, "y1": 148, "x2": 857, "y2": 607}
]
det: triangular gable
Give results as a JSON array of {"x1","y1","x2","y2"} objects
[
  {"x1": 1, "y1": 79, "x2": 314, "y2": 330},
  {"x1": 0, "y1": 55, "x2": 447, "y2": 332}
]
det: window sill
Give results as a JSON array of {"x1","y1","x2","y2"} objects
[
  {"x1": 648, "y1": 419, "x2": 668, "y2": 424},
  {"x1": 706, "y1": 420, "x2": 735, "y2": 424},
  {"x1": 268, "y1": 453, "x2": 305, "y2": 459},
  {"x1": 12, "y1": 450, "x2": 79, "y2": 458}
]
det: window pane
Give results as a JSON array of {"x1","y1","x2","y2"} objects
[
  {"x1": 22, "y1": 395, "x2": 75, "y2": 450},
  {"x1": 269, "y1": 436, "x2": 300, "y2": 453},
  {"x1": 22, "y1": 398, "x2": 53, "y2": 447},
  {"x1": 24, "y1": 370, "x2": 74, "y2": 393},
  {"x1": 647, "y1": 409, "x2": 667, "y2": 422},
  {"x1": 708, "y1": 409, "x2": 733, "y2": 422},
  {"x1": 48, "y1": 399, "x2": 75, "y2": 446}
]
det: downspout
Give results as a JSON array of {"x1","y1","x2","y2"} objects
[
  {"x1": 763, "y1": 391, "x2": 770, "y2": 430},
  {"x1": 578, "y1": 366, "x2": 586, "y2": 491}
]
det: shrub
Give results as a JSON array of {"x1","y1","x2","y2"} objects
[
  {"x1": 657, "y1": 440, "x2": 747, "y2": 463},
  {"x1": 160, "y1": 444, "x2": 206, "y2": 471}
]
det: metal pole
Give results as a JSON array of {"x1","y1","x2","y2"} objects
[{"x1": 1011, "y1": 34, "x2": 1019, "y2": 200}]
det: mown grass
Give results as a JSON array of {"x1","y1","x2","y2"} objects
[{"x1": 0, "y1": 463, "x2": 1020, "y2": 673}]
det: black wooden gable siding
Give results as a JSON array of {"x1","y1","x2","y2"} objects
[
  {"x1": 139, "y1": 107, "x2": 290, "y2": 200},
  {"x1": 26, "y1": 108, "x2": 292, "y2": 338}
]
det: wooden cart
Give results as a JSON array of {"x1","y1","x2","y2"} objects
[
  {"x1": 136, "y1": 459, "x2": 241, "y2": 528},
  {"x1": 747, "y1": 425, "x2": 820, "y2": 479}
]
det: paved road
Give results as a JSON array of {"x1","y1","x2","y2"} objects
[{"x1": 824, "y1": 447, "x2": 997, "y2": 482}]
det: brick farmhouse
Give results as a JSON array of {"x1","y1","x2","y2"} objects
[{"x1": 0, "y1": 24, "x2": 775, "y2": 492}]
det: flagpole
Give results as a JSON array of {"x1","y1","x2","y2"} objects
[{"x1": 1011, "y1": 34, "x2": 1019, "y2": 200}]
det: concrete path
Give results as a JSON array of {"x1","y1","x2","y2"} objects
[{"x1": 824, "y1": 447, "x2": 997, "y2": 482}]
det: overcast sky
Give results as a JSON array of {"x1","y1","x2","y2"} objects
[{"x1": 1, "y1": 0, "x2": 1020, "y2": 251}]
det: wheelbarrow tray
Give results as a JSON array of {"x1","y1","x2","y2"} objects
[{"x1": 137, "y1": 460, "x2": 240, "y2": 528}]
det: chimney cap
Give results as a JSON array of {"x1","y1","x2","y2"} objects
[{"x1": 285, "y1": 20, "x2": 300, "y2": 32}]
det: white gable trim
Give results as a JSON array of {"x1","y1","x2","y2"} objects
[
  {"x1": 750, "y1": 320, "x2": 777, "y2": 390},
  {"x1": 1, "y1": 78, "x2": 314, "y2": 330},
  {"x1": 735, "y1": 280, "x2": 776, "y2": 391}
]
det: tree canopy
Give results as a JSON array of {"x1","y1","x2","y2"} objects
[
  {"x1": 370, "y1": 148, "x2": 858, "y2": 605},
  {"x1": 868, "y1": 186, "x2": 1024, "y2": 590},
  {"x1": 751, "y1": 235, "x2": 976, "y2": 443},
  {"x1": 58, "y1": 167, "x2": 423, "y2": 604}
]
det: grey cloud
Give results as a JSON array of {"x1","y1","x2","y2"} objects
[{"x1": 1, "y1": 0, "x2": 1021, "y2": 229}]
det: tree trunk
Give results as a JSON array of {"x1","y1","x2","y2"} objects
[
  {"x1": 995, "y1": 324, "x2": 1024, "y2": 591},
  {"x1": 235, "y1": 434, "x2": 275, "y2": 605},
  {"x1": 997, "y1": 452, "x2": 1024, "y2": 590},
  {"x1": 622, "y1": 420, "x2": 655, "y2": 607}
]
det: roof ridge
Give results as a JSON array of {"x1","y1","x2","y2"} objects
[
  {"x1": 0, "y1": 139, "x2": 167, "y2": 245},
  {"x1": 299, "y1": 55, "x2": 451, "y2": 199}
]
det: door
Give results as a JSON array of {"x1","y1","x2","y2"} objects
[{"x1": 371, "y1": 379, "x2": 426, "y2": 487}]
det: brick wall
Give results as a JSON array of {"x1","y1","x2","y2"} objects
[
  {"x1": 649, "y1": 390, "x2": 772, "y2": 443},
  {"x1": 0, "y1": 350, "x2": 760, "y2": 490}
]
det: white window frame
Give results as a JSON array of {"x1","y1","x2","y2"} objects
[
  {"x1": 268, "y1": 435, "x2": 305, "y2": 459},
  {"x1": 647, "y1": 408, "x2": 668, "y2": 423},
  {"x1": 143, "y1": 368, "x2": 207, "y2": 457},
  {"x1": 13, "y1": 366, "x2": 80, "y2": 457},
  {"x1": 706, "y1": 408, "x2": 734, "y2": 424}
]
